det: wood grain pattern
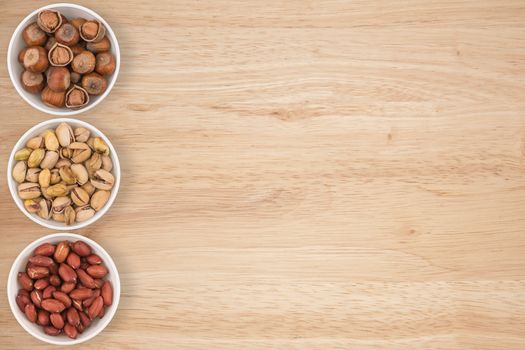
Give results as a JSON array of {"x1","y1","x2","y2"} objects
[{"x1": 1, "y1": 0, "x2": 525, "y2": 348}]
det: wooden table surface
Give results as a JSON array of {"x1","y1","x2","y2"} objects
[{"x1": 1, "y1": 1, "x2": 525, "y2": 349}]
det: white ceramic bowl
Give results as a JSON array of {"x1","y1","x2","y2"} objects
[
  {"x1": 7, "y1": 3, "x2": 120, "y2": 115},
  {"x1": 7, "y1": 233, "x2": 120, "y2": 345},
  {"x1": 7, "y1": 118, "x2": 120, "y2": 230}
]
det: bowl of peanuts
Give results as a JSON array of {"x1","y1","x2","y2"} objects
[{"x1": 7, "y1": 233, "x2": 120, "y2": 345}]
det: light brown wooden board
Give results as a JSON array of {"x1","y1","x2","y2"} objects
[{"x1": 1, "y1": 0, "x2": 525, "y2": 349}]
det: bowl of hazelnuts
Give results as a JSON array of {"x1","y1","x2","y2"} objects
[{"x1": 7, "y1": 3, "x2": 120, "y2": 115}]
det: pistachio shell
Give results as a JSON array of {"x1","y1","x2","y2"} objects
[
  {"x1": 39, "y1": 168, "x2": 51, "y2": 188},
  {"x1": 50, "y1": 169, "x2": 61, "y2": 185},
  {"x1": 24, "y1": 198, "x2": 41, "y2": 213},
  {"x1": 60, "y1": 147, "x2": 74, "y2": 159},
  {"x1": 81, "y1": 182, "x2": 96, "y2": 196},
  {"x1": 15, "y1": 148, "x2": 32, "y2": 161},
  {"x1": 52, "y1": 211, "x2": 65, "y2": 222},
  {"x1": 28, "y1": 149, "x2": 45, "y2": 168},
  {"x1": 40, "y1": 151, "x2": 59, "y2": 169},
  {"x1": 52, "y1": 196, "x2": 71, "y2": 213},
  {"x1": 90, "y1": 190, "x2": 110, "y2": 211},
  {"x1": 26, "y1": 168, "x2": 41, "y2": 183},
  {"x1": 56, "y1": 122, "x2": 75, "y2": 147},
  {"x1": 93, "y1": 137, "x2": 109, "y2": 156},
  {"x1": 59, "y1": 166, "x2": 76, "y2": 184},
  {"x1": 13, "y1": 161, "x2": 27, "y2": 183},
  {"x1": 18, "y1": 182, "x2": 41, "y2": 200},
  {"x1": 85, "y1": 153, "x2": 102, "y2": 176},
  {"x1": 46, "y1": 183, "x2": 68, "y2": 197},
  {"x1": 71, "y1": 187, "x2": 90, "y2": 206},
  {"x1": 74, "y1": 127, "x2": 90, "y2": 143},
  {"x1": 55, "y1": 158, "x2": 72, "y2": 168},
  {"x1": 101, "y1": 155, "x2": 113, "y2": 172},
  {"x1": 86, "y1": 137, "x2": 95, "y2": 151},
  {"x1": 37, "y1": 198, "x2": 52, "y2": 219},
  {"x1": 64, "y1": 206, "x2": 76, "y2": 225},
  {"x1": 75, "y1": 206, "x2": 95, "y2": 222},
  {"x1": 26, "y1": 136, "x2": 44, "y2": 149},
  {"x1": 43, "y1": 131, "x2": 59, "y2": 151},
  {"x1": 69, "y1": 142, "x2": 92, "y2": 163},
  {"x1": 90, "y1": 169, "x2": 115, "y2": 190},
  {"x1": 71, "y1": 164, "x2": 88, "y2": 185}
]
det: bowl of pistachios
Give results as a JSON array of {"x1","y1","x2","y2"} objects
[{"x1": 7, "y1": 118, "x2": 120, "y2": 230}]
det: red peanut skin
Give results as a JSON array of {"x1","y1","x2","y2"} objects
[
  {"x1": 24, "y1": 303, "x2": 37, "y2": 323},
  {"x1": 34, "y1": 243, "x2": 55, "y2": 257},
  {"x1": 87, "y1": 296, "x2": 103, "y2": 319},
  {"x1": 41, "y1": 299, "x2": 66, "y2": 313},
  {"x1": 101, "y1": 281, "x2": 113, "y2": 306},
  {"x1": 50, "y1": 313, "x2": 65, "y2": 329},
  {"x1": 44, "y1": 326, "x2": 61, "y2": 336},
  {"x1": 72, "y1": 241, "x2": 91, "y2": 257},
  {"x1": 66, "y1": 252, "x2": 81, "y2": 269}
]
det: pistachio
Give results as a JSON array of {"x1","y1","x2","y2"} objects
[
  {"x1": 86, "y1": 137, "x2": 95, "y2": 151},
  {"x1": 90, "y1": 169, "x2": 115, "y2": 190},
  {"x1": 85, "y1": 152, "x2": 102, "y2": 176},
  {"x1": 15, "y1": 148, "x2": 32, "y2": 161},
  {"x1": 101, "y1": 155, "x2": 113, "y2": 172},
  {"x1": 37, "y1": 198, "x2": 52, "y2": 219},
  {"x1": 64, "y1": 206, "x2": 76, "y2": 225},
  {"x1": 28, "y1": 149, "x2": 45, "y2": 168},
  {"x1": 93, "y1": 137, "x2": 109, "y2": 156},
  {"x1": 55, "y1": 158, "x2": 72, "y2": 169},
  {"x1": 13, "y1": 161, "x2": 27, "y2": 183},
  {"x1": 46, "y1": 183, "x2": 68, "y2": 197},
  {"x1": 40, "y1": 151, "x2": 59, "y2": 169},
  {"x1": 81, "y1": 182, "x2": 96, "y2": 196},
  {"x1": 71, "y1": 187, "x2": 90, "y2": 206},
  {"x1": 24, "y1": 198, "x2": 41, "y2": 213},
  {"x1": 74, "y1": 127, "x2": 90, "y2": 143},
  {"x1": 52, "y1": 196, "x2": 71, "y2": 213},
  {"x1": 69, "y1": 142, "x2": 92, "y2": 163},
  {"x1": 50, "y1": 169, "x2": 61, "y2": 185},
  {"x1": 41, "y1": 188, "x2": 52, "y2": 200},
  {"x1": 91, "y1": 190, "x2": 110, "y2": 211},
  {"x1": 60, "y1": 147, "x2": 74, "y2": 159},
  {"x1": 75, "y1": 206, "x2": 95, "y2": 222},
  {"x1": 26, "y1": 168, "x2": 41, "y2": 183},
  {"x1": 71, "y1": 164, "x2": 88, "y2": 185},
  {"x1": 65, "y1": 183, "x2": 79, "y2": 193},
  {"x1": 43, "y1": 131, "x2": 59, "y2": 151},
  {"x1": 56, "y1": 122, "x2": 75, "y2": 147},
  {"x1": 59, "y1": 166, "x2": 76, "y2": 185},
  {"x1": 26, "y1": 136, "x2": 44, "y2": 149},
  {"x1": 39, "y1": 168, "x2": 51, "y2": 188},
  {"x1": 18, "y1": 182, "x2": 41, "y2": 200},
  {"x1": 52, "y1": 211, "x2": 65, "y2": 222}
]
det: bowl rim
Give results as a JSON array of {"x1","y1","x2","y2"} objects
[
  {"x1": 6, "y1": 118, "x2": 121, "y2": 230},
  {"x1": 7, "y1": 232, "x2": 121, "y2": 345},
  {"x1": 7, "y1": 3, "x2": 120, "y2": 116}
]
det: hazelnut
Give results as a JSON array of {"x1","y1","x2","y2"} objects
[
  {"x1": 37, "y1": 10, "x2": 62, "y2": 33},
  {"x1": 86, "y1": 36, "x2": 111, "y2": 53},
  {"x1": 70, "y1": 72, "x2": 81, "y2": 84},
  {"x1": 47, "y1": 67, "x2": 71, "y2": 92},
  {"x1": 70, "y1": 44, "x2": 84, "y2": 56},
  {"x1": 55, "y1": 23, "x2": 80, "y2": 46},
  {"x1": 81, "y1": 72, "x2": 106, "y2": 95},
  {"x1": 23, "y1": 46, "x2": 49, "y2": 73},
  {"x1": 18, "y1": 47, "x2": 28, "y2": 63},
  {"x1": 71, "y1": 51, "x2": 96, "y2": 74},
  {"x1": 22, "y1": 22, "x2": 47, "y2": 46},
  {"x1": 95, "y1": 52, "x2": 116, "y2": 75},
  {"x1": 41, "y1": 87, "x2": 65, "y2": 108},
  {"x1": 45, "y1": 36, "x2": 57, "y2": 51},
  {"x1": 80, "y1": 20, "x2": 105, "y2": 43},
  {"x1": 65, "y1": 85, "x2": 90, "y2": 109},
  {"x1": 20, "y1": 70, "x2": 44, "y2": 93},
  {"x1": 48, "y1": 43, "x2": 73, "y2": 66},
  {"x1": 70, "y1": 18, "x2": 86, "y2": 30}
]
